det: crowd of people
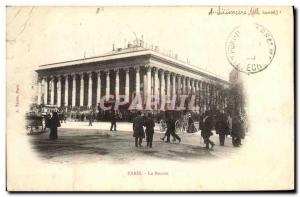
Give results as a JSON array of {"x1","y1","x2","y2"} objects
[
  {"x1": 42, "y1": 107, "x2": 246, "y2": 150},
  {"x1": 132, "y1": 110, "x2": 245, "y2": 150}
]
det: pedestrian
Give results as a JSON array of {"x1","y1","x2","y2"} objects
[
  {"x1": 88, "y1": 111, "x2": 94, "y2": 126},
  {"x1": 201, "y1": 111, "x2": 215, "y2": 149},
  {"x1": 227, "y1": 113, "x2": 232, "y2": 136},
  {"x1": 231, "y1": 114, "x2": 245, "y2": 147},
  {"x1": 81, "y1": 113, "x2": 85, "y2": 121},
  {"x1": 145, "y1": 113, "x2": 155, "y2": 148},
  {"x1": 49, "y1": 111, "x2": 61, "y2": 140},
  {"x1": 44, "y1": 113, "x2": 51, "y2": 132},
  {"x1": 198, "y1": 113, "x2": 204, "y2": 131},
  {"x1": 132, "y1": 111, "x2": 145, "y2": 147},
  {"x1": 110, "y1": 110, "x2": 117, "y2": 131},
  {"x1": 63, "y1": 112, "x2": 67, "y2": 123},
  {"x1": 215, "y1": 111, "x2": 228, "y2": 146},
  {"x1": 166, "y1": 113, "x2": 181, "y2": 143},
  {"x1": 187, "y1": 114, "x2": 196, "y2": 133}
]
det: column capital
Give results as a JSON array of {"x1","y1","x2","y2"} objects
[
  {"x1": 124, "y1": 67, "x2": 130, "y2": 73},
  {"x1": 134, "y1": 66, "x2": 140, "y2": 71},
  {"x1": 114, "y1": 68, "x2": 120, "y2": 73},
  {"x1": 169, "y1": 72, "x2": 176, "y2": 77},
  {"x1": 159, "y1": 69, "x2": 165, "y2": 74},
  {"x1": 153, "y1": 67, "x2": 159, "y2": 73},
  {"x1": 145, "y1": 64, "x2": 152, "y2": 71},
  {"x1": 76, "y1": 72, "x2": 84, "y2": 76}
]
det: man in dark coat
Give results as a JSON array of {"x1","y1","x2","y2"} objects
[
  {"x1": 110, "y1": 111, "x2": 117, "y2": 131},
  {"x1": 198, "y1": 113, "x2": 204, "y2": 131},
  {"x1": 81, "y1": 113, "x2": 85, "y2": 121},
  {"x1": 133, "y1": 111, "x2": 145, "y2": 147},
  {"x1": 215, "y1": 111, "x2": 228, "y2": 146},
  {"x1": 49, "y1": 111, "x2": 61, "y2": 140},
  {"x1": 187, "y1": 114, "x2": 197, "y2": 133},
  {"x1": 231, "y1": 114, "x2": 245, "y2": 147},
  {"x1": 145, "y1": 113, "x2": 155, "y2": 148},
  {"x1": 166, "y1": 113, "x2": 181, "y2": 143},
  {"x1": 201, "y1": 111, "x2": 215, "y2": 149}
]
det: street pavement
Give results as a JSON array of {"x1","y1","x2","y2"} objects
[{"x1": 29, "y1": 121, "x2": 243, "y2": 163}]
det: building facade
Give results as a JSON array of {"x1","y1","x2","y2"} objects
[{"x1": 35, "y1": 45, "x2": 230, "y2": 114}]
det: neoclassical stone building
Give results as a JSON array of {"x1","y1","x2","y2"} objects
[{"x1": 35, "y1": 44, "x2": 230, "y2": 114}]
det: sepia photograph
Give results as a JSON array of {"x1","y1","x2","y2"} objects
[{"x1": 6, "y1": 6, "x2": 294, "y2": 191}]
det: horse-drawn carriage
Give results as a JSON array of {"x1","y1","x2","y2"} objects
[
  {"x1": 25, "y1": 104, "x2": 61, "y2": 134},
  {"x1": 25, "y1": 111, "x2": 45, "y2": 134}
]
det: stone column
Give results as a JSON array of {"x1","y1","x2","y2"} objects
[
  {"x1": 172, "y1": 73, "x2": 176, "y2": 98},
  {"x1": 194, "y1": 80, "x2": 198, "y2": 96},
  {"x1": 211, "y1": 85, "x2": 215, "y2": 109},
  {"x1": 143, "y1": 73, "x2": 147, "y2": 102},
  {"x1": 200, "y1": 82, "x2": 204, "y2": 111},
  {"x1": 57, "y1": 76, "x2": 61, "y2": 107},
  {"x1": 203, "y1": 82, "x2": 207, "y2": 110},
  {"x1": 50, "y1": 76, "x2": 55, "y2": 105},
  {"x1": 106, "y1": 70, "x2": 110, "y2": 100},
  {"x1": 41, "y1": 77, "x2": 45, "y2": 104},
  {"x1": 96, "y1": 71, "x2": 101, "y2": 104},
  {"x1": 64, "y1": 75, "x2": 69, "y2": 106},
  {"x1": 44, "y1": 77, "x2": 48, "y2": 105},
  {"x1": 186, "y1": 78, "x2": 190, "y2": 95},
  {"x1": 198, "y1": 81, "x2": 202, "y2": 112},
  {"x1": 160, "y1": 70, "x2": 165, "y2": 98},
  {"x1": 88, "y1": 72, "x2": 93, "y2": 107},
  {"x1": 190, "y1": 79, "x2": 194, "y2": 95},
  {"x1": 80, "y1": 72, "x2": 84, "y2": 106},
  {"x1": 216, "y1": 86, "x2": 219, "y2": 109},
  {"x1": 177, "y1": 75, "x2": 181, "y2": 95},
  {"x1": 72, "y1": 74, "x2": 76, "y2": 107},
  {"x1": 154, "y1": 68, "x2": 159, "y2": 98},
  {"x1": 146, "y1": 66, "x2": 152, "y2": 104},
  {"x1": 115, "y1": 69, "x2": 120, "y2": 102},
  {"x1": 37, "y1": 77, "x2": 42, "y2": 105},
  {"x1": 166, "y1": 72, "x2": 171, "y2": 99},
  {"x1": 125, "y1": 68, "x2": 129, "y2": 102},
  {"x1": 135, "y1": 67, "x2": 140, "y2": 96},
  {"x1": 207, "y1": 83, "x2": 210, "y2": 110},
  {"x1": 182, "y1": 76, "x2": 185, "y2": 95}
]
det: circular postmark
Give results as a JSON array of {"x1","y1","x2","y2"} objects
[{"x1": 225, "y1": 23, "x2": 276, "y2": 74}]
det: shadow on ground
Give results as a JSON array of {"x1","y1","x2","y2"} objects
[{"x1": 30, "y1": 129, "x2": 216, "y2": 162}]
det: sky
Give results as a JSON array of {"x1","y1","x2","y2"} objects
[{"x1": 6, "y1": 6, "x2": 254, "y2": 81}]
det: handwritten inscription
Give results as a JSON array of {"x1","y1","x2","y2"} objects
[{"x1": 208, "y1": 6, "x2": 282, "y2": 16}]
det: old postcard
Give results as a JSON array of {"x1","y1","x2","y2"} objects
[{"x1": 6, "y1": 6, "x2": 294, "y2": 191}]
